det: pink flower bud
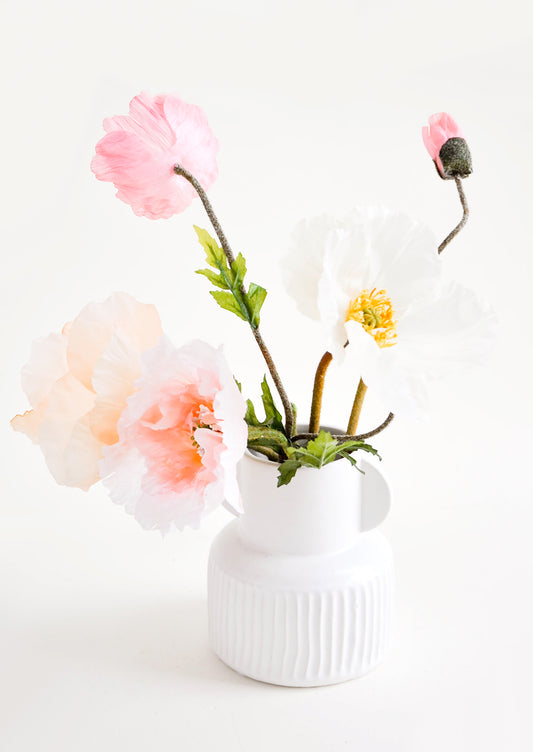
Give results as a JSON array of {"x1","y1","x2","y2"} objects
[{"x1": 422, "y1": 113, "x2": 472, "y2": 180}]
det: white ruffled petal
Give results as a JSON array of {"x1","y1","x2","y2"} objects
[
  {"x1": 38, "y1": 373, "x2": 100, "y2": 489},
  {"x1": 67, "y1": 292, "x2": 162, "y2": 390},
  {"x1": 90, "y1": 331, "x2": 152, "y2": 445},
  {"x1": 396, "y1": 281, "x2": 497, "y2": 378},
  {"x1": 20, "y1": 332, "x2": 69, "y2": 407}
]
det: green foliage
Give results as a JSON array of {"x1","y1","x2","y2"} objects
[
  {"x1": 194, "y1": 226, "x2": 267, "y2": 329},
  {"x1": 243, "y1": 376, "x2": 289, "y2": 462},
  {"x1": 277, "y1": 430, "x2": 379, "y2": 487}
]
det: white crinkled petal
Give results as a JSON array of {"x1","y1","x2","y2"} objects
[
  {"x1": 91, "y1": 331, "x2": 152, "y2": 445},
  {"x1": 100, "y1": 444, "x2": 146, "y2": 516},
  {"x1": 38, "y1": 373, "x2": 100, "y2": 489},
  {"x1": 212, "y1": 347, "x2": 247, "y2": 513},
  {"x1": 395, "y1": 281, "x2": 498, "y2": 378},
  {"x1": 360, "y1": 209, "x2": 440, "y2": 312},
  {"x1": 67, "y1": 292, "x2": 162, "y2": 391},
  {"x1": 21, "y1": 331, "x2": 69, "y2": 407},
  {"x1": 283, "y1": 214, "x2": 346, "y2": 320}
]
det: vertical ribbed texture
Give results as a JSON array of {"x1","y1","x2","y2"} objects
[{"x1": 208, "y1": 558, "x2": 394, "y2": 687}]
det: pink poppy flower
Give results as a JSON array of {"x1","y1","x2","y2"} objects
[
  {"x1": 91, "y1": 92, "x2": 219, "y2": 219},
  {"x1": 100, "y1": 337, "x2": 247, "y2": 533},
  {"x1": 422, "y1": 112, "x2": 472, "y2": 179},
  {"x1": 11, "y1": 293, "x2": 163, "y2": 489}
]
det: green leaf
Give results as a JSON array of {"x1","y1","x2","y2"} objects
[
  {"x1": 275, "y1": 431, "x2": 380, "y2": 487},
  {"x1": 194, "y1": 225, "x2": 222, "y2": 268},
  {"x1": 260, "y1": 376, "x2": 285, "y2": 432},
  {"x1": 337, "y1": 450, "x2": 365, "y2": 473},
  {"x1": 231, "y1": 253, "x2": 247, "y2": 287},
  {"x1": 245, "y1": 398, "x2": 260, "y2": 426},
  {"x1": 195, "y1": 268, "x2": 229, "y2": 289},
  {"x1": 209, "y1": 290, "x2": 248, "y2": 321},
  {"x1": 336, "y1": 440, "x2": 381, "y2": 459},
  {"x1": 194, "y1": 225, "x2": 270, "y2": 331},
  {"x1": 250, "y1": 445, "x2": 284, "y2": 463},
  {"x1": 247, "y1": 425, "x2": 289, "y2": 449},
  {"x1": 277, "y1": 460, "x2": 303, "y2": 487},
  {"x1": 303, "y1": 430, "x2": 338, "y2": 466},
  {"x1": 247, "y1": 283, "x2": 267, "y2": 328}
]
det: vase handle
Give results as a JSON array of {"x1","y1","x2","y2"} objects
[
  {"x1": 360, "y1": 460, "x2": 392, "y2": 532},
  {"x1": 222, "y1": 499, "x2": 242, "y2": 518}
]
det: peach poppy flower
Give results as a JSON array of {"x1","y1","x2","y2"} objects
[
  {"x1": 100, "y1": 337, "x2": 247, "y2": 533},
  {"x1": 11, "y1": 293, "x2": 163, "y2": 489},
  {"x1": 91, "y1": 92, "x2": 219, "y2": 219}
]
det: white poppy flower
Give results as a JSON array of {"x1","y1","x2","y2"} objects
[{"x1": 283, "y1": 207, "x2": 496, "y2": 418}]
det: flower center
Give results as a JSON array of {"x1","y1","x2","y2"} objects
[{"x1": 345, "y1": 288, "x2": 397, "y2": 348}]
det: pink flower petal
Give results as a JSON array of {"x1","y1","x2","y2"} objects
[
  {"x1": 100, "y1": 337, "x2": 247, "y2": 533},
  {"x1": 92, "y1": 92, "x2": 219, "y2": 219}
]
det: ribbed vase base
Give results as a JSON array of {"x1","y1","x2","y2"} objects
[{"x1": 208, "y1": 521, "x2": 394, "y2": 687}]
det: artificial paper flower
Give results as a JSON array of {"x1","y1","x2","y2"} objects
[
  {"x1": 422, "y1": 112, "x2": 472, "y2": 180},
  {"x1": 283, "y1": 207, "x2": 496, "y2": 418},
  {"x1": 11, "y1": 293, "x2": 163, "y2": 489},
  {"x1": 100, "y1": 337, "x2": 247, "y2": 533},
  {"x1": 91, "y1": 92, "x2": 219, "y2": 219}
]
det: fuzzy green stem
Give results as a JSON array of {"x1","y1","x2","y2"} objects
[
  {"x1": 438, "y1": 176, "x2": 469, "y2": 254},
  {"x1": 346, "y1": 378, "x2": 368, "y2": 435},
  {"x1": 309, "y1": 351, "x2": 333, "y2": 433},
  {"x1": 174, "y1": 164, "x2": 294, "y2": 437}
]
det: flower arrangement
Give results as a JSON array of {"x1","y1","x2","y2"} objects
[{"x1": 12, "y1": 96, "x2": 495, "y2": 533}]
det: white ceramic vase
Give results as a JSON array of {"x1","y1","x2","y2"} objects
[{"x1": 207, "y1": 447, "x2": 394, "y2": 687}]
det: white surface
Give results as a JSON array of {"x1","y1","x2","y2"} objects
[{"x1": 1, "y1": 0, "x2": 533, "y2": 750}]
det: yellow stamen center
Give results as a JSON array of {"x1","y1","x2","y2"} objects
[{"x1": 345, "y1": 288, "x2": 397, "y2": 348}]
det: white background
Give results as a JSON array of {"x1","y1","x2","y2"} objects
[{"x1": 1, "y1": 1, "x2": 532, "y2": 750}]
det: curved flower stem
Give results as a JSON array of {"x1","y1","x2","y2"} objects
[
  {"x1": 346, "y1": 378, "x2": 368, "y2": 435},
  {"x1": 174, "y1": 164, "x2": 294, "y2": 437},
  {"x1": 292, "y1": 412, "x2": 394, "y2": 444},
  {"x1": 438, "y1": 176, "x2": 469, "y2": 254},
  {"x1": 309, "y1": 351, "x2": 333, "y2": 433}
]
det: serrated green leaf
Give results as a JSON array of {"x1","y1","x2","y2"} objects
[
  {"x1": 210, "y1": 290, "x2": 248, "y2": 321},
  {"x1": 260, "y1": 376, "x2": 285, "y2": 433},
  {"x1": 337, "y1": 450, "x2": 365, "y2": 473},
  {"x1": 194, "y1": 225, "x2": 223, "y2": 269},
  {"x1": 245, "y1": 398, "x2": 260, "y2": 426},
  {"x1": 277, "y1": 460, "x2": 303, "y2": 487},
  {"x1": 231, "y1": 253, "x2": 247, "y2": 287},
  {"x1": 196, "y1": 268, "x2": 229, "y2": 289},
  {"x1": 336, "y1": 440, "x2": 380, "y2": 459},
  {"x1": 304, "y1": 430, "x2": 337, "y2": 465},
  {"x1": 247, "y1": 283, "x2": 267, "y2": 329}
]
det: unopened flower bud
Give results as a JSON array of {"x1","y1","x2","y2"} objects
[{"x1": 422, "y1": 113, "x2": 472, "y2": 180}]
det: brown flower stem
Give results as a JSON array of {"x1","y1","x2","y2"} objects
[
  {"x1": 308, "y1": 351, "x2": 333, "y2": 433},
  {"x1": 292, "y1": 412, "x2": 394, "y2": 444},
  {"x1": 174, "y1": 163, "x2": 294, "y2": 437},
  {"x1": 438, "y1": 176, "x2": 469, "y2": 254},
  {"x1": 346, "y1": 378, "x2": 368, "y2": 435}
]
